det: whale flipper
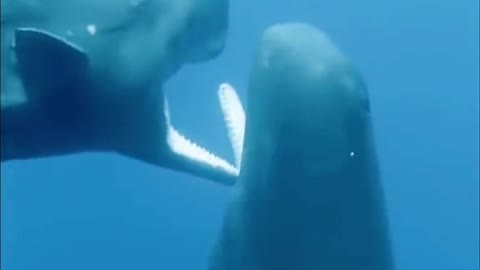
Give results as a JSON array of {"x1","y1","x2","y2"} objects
[
  {"x1": 218, "y1": 83, "x2": 245, "y2": 169},
  {"x1": 14, "y1": 28, "x2": 89, "y2": 102}
]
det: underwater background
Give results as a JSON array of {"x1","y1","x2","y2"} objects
[{"x1": 1, "y1": 0, "x2": 479, "y2": 269}]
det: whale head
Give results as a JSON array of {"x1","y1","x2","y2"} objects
[
  {"x1": 243, "y1": 23, "x2": 372, "y2": 183},
  {"x1": 217, "y1": 23, "x2": 374, "y2": 190}
]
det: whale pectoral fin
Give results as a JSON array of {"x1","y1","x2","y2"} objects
[
  {"x1": 14, "y1": 28, "x2": 89, "y2": 101},
  {"x1": 165, "y1": 124, "x2": 238, "y2": 186},
  {"x1": 218, "y1": 83, "x2": 246, "y2": 169}
]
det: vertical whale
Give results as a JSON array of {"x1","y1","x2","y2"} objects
[{"x1": 209, "y1": 23, "x2": 395, "y2": 269}]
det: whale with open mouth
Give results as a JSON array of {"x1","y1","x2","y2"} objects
[{"x1": 1, "y1": 0, "x2": 238, "y2": 185}]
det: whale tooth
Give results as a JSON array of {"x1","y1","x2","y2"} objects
[
  {"x1": 218, "y1": 83, "x2": 246, "y2": 169},
  {"x1": 167, "y1": 123, "x2": 238, "y2": 175}
]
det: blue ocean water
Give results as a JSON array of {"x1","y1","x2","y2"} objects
[{"x1": 1, "y1": 0, "x2": 478, "y2": 269}]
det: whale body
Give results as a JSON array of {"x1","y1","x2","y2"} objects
[
  {"x1": 1, "y1": 0, "x2": 238, "y2": 185},
  {"x1": 209, "y1": 23, "x2": 395, "y2": 269}
]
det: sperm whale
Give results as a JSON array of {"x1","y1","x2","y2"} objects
[
  {"x1": 1, "y1": 0, "x2": 238, "y2": 185},
  {"x1": 209, "y1": 23, "x2": 395, "y2": 269}
]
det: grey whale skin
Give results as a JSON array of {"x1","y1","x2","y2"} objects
[
  {"x1": 209, "y1": 23, "x2": 395, "y2": 269},
  {"x1": 1, "y1": 0, "x2": 238, "y2": 185}
]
